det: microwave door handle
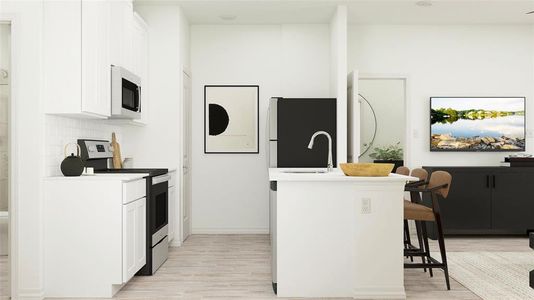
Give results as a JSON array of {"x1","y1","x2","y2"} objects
[{"x1": 137, "y1": 86, "x2": 141, "y2": 111}]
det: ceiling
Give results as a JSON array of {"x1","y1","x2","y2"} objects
[{"x1": 135, "y1": 0, "x2": 534, "y2": 25}]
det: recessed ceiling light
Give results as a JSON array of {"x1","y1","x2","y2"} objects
[
  {"x1": 219, "y1": 14, "x2": 237, "y2": 21},
  {"x1": 415, "y1": 1, "x2": 433, "y2": 7}
]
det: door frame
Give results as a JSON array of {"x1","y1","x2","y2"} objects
[
  {"x1": 357, "y1": 73, "x2": 412, "y2": 167},
  {"x1": 179, "y1": 66, "x2": 192, "y2": 244},
  {"x1": 0, "y1": 15, "x2": 18, "y2": 299}
]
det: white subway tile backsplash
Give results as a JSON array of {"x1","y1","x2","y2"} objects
[{"x1": 45, "y1": 115, "x2": 124, "y2": 176}]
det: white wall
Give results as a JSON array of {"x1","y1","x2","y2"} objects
[
  {"x1": 191, "y1": 24, "x2": 330, "y2": 233},
  {"x1": 348, "y1": 25, "x2": 534, "y2": 167},
  {"x1": 44, "y1": 116, "x2": 125, "y2": 176},
  {"x1": 124, "y1": 4, "x2": 189, "y2": 169},
  {"x1": 123, "y1": 4, "x2": 190, "y2": 244},
  {"x1": 1, "y1": 0, "x2": 45, "y2": 298}
]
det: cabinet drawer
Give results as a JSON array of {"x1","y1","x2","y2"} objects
[{"x1": 123, "y1": 179, "x2": 146, "y2": 204}]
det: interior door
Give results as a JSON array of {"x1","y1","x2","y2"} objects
[
  {"x1": 347, "y1": 71, "x2": 359, "y2": 162},
  {"x1": 182, "y1": 71, "x2": 192, "y2": 241}
]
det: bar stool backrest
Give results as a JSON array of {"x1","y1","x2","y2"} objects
[
  {"x1": 428, "y1": 171, "x2": 452, "y2": 198},
  {"x1": 396, "y1": 166, "x2": 410, "y2": 176},
  {"x1": 410, "y1": 168, "x2": 428, "y2": 182}
]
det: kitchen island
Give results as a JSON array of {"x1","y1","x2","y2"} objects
[{"x1": 269, "y1": 168, "x2": 416, "y2": 299}]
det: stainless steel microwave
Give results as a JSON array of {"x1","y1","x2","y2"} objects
[{"x1": 111, "y1": 65, "x2": 141, "y2": 119}]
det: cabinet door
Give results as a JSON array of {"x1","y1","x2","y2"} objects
[
  {"x1": 168, "y1": 186, "x2": 176, "y2": 242},
  {"x1": 132, "y1": 14, "x2": 149, "y2": 125},
  {"x1": 43, "y1": 0, "x2": 82, "y2": 114},
  {"x1": 81, "y1": 0, "x2": 111, "y2": 117},
  {"x1": 135, "y1": 198, "x2": 147, "y2": 269},
  {"x1": 428, "y1": 168, "x2": 492, "y2": 232},
  {"x1": 492, "y1": 170, "x2": 534, "y2": 232},
  {"x1": 123, "y1": 197, "x2": 146, "y2": 282},
  {"x1": 109, "y1": 0, "x2": 133, "y2": 70}
]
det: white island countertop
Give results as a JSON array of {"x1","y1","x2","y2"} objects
[{"x1": 269, "y1": 168, "x2": 418, "y2": 182}]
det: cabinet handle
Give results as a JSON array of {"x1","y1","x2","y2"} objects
[
  {"x1": 492, "y1": 175, "x2": 496, "y2": 188},
  {"x1": 486, "y1": 175, "x2": 489, "y2": 188}
]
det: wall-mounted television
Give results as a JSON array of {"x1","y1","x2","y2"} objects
[{"x1": 430, "y1": 97, "x2": 525, "y2": 152}]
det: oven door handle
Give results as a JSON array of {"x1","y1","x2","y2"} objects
[{"x1": 152, "y1": 174, "x2": 170, "y2": 185}]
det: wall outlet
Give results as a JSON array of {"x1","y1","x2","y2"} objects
[{"x1": 361, "y1": 197, "x2": 372, "y2": 214}]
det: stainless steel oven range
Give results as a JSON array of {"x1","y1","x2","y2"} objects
[{"x1": 78, "y1": 139, "x2": 169, "y2": 275}]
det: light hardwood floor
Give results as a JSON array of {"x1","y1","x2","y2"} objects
[
  {"x1": 116, "y1": 234, "x2": 528, "y2": 300},
  {"x1": 8, "y1": 234, "x2": 530, "y2": 300}
]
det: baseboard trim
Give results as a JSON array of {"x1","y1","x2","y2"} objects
[
  {"x1": 191, "y1": 228, "x2": 269, "y2": 234},
  {"x1": 169, "y1": 239, "x2": 182, "y2": 247},
  {"x1": 16, "y1": 288, "x2": 45, "y2": 300},
  {"x1": 353, "y1": 287, "x2": 406, "y2": 299}
]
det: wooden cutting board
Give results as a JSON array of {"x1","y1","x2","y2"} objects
[{"x1": 111, "y1": 132, "x2": 123, "y2": 169}]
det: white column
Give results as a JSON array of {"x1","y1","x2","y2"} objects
[{"x1": 330, "y1": 5, "x2": 348, "y2": 165}]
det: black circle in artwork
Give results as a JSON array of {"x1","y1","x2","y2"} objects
[{"x1": 209, "y1": 103, "x2": 229, "y2": 136}]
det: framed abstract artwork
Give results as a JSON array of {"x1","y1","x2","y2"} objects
[{"x1": 204, "y1": 85, "x2": 259, "y2": 153}]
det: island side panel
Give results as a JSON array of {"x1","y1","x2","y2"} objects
[
  {"x1": 276, "y1": 180, "x2": 406, "y2": 299},
  {"x1": 277, "y1": 180, "x2": 355, "y2": 298},
  {"x1": 352, "y1": 182, "x2": 406, "y2": 299}
]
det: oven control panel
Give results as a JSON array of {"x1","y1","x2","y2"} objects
[{"x1": 78, "y1": 139, "x2": 113, "y2": 160}]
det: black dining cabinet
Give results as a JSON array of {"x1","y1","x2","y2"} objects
[{"x1": 422, "y1": 166, "x2": 534, "y2": 238}]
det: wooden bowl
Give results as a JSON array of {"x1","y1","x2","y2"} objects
[{"x1": 339, "y1": 163, "x2": 394, "y2": 177}]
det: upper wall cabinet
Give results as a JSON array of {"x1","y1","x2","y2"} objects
[
  {"x1": 131, "y1": 13, "x2": 149, "y2": 125},
  {"x1": 44, "y1": 0, "x2": 115, "y2": 118},
  {"x1": 44, "y1": 0, "x2": 147, "y2": 121},
  {"x1": 110, "y1": 0, "x2": 134, "y2": 72}
]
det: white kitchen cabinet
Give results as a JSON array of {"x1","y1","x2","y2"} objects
[
  {"x1": 44, "y1": 175, "x2": 147, "y2": 298},
  {"x1": 132, "y1": 13, "x2": 149, "y2": 125},
  {"x1": 123, "y1": 197, "x2": 146, "y2": 282},
  {"x1": 168, "y1": 171, "x2": 177, "y2": 242},
  {"x1": 110, "y1": 0, "x2": 134, "y2": 71},
  {"x1": 43, "y1": 0, "x2": 111, "y2": 118},
  {"x1": 82, "y1": 0, "x2": 111, "y2": 117}
]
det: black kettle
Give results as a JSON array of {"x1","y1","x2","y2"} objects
[{"x1": 61, "y1": 143, "x2": 84, "y2": 177}]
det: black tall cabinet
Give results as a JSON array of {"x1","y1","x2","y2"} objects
[{"x1": 423, "y1": 166, "x2": 534, "y2": 238}]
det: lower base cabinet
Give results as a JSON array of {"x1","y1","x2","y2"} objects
[
  {"x1": 44, "y1": 177, "x2": 147, "y2": 298},
  {"x1": 423, "y1": 166, "x2": 534, "y2": 238},
  {"x1": 123, "y1": 197, "x2": 146, "y2": 282}
]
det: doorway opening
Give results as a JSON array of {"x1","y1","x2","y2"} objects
[
  {"x1": 0, "y1": 22, "x2": 11, "y2": 299},
  {"x1": 358, "y1": 77, "x2": 407, "y2": 166}
]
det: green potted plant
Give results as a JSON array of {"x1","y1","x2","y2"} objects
[{"x1": 369, "y1": 142, "x2": 404, "y2": 171}]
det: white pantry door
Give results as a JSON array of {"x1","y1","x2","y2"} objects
[{"x1": 181, "y1": 71, "x2": 192, "y2": 241}]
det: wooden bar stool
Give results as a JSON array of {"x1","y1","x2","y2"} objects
[
  {"x1": 404, "y1": 168, "x2": 428, "y2": 266},
  {"x1": 395, "y1": 166, "x2": 411, "y2": 255},
  {"x1": 404, "y1": 170, "x2": 452, "y2": 290}
]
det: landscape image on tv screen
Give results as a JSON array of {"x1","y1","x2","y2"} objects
[{"x1": 431, "y1": 97, "x2": 525, "y2": 151}]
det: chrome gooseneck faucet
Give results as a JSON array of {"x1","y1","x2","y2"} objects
[{"x1": 307, "y1": 131, "x2": 333, "y2": 172}]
